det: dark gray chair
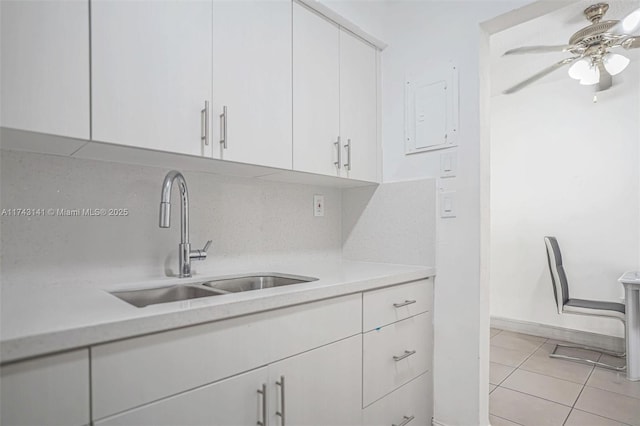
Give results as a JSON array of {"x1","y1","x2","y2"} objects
[{"x1": 544, "y1": 236, "x2": 626, "y2": 370}]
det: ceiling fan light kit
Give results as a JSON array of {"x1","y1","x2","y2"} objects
[
  {"x1": 502, "y1": 2, "x2": 639, "y2": 96},
  {"x1": 603, "y1": 52, "x2": 630, "y2": 75}
]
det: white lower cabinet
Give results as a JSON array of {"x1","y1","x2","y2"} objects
[
  {"x1": 95, "y1": 367, "x2": 269, "y2": 426},
  {"x1": 268, "y1": 335, "x2": 362, "y2": 426},
  {"x1": 361, "y1": 279, "x2": 434, "y2": 424},
  {"x1": 362, "y1": 373, "x2": 432, "y2": 426},
  {"x1": 96, "y1": 335, "x2": 362, "y2": 426},
  {"x1": 0, "y1": 349, "x2": 90, "y2": 426}
]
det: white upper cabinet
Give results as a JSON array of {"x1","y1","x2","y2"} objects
[
  {"x1": 292, "y1": 2, "x2": 341, "y2": 177},
  {"x1": 293, "y1": 3, "x2": 379, "y2": 181},
  {"x1": 0, "y1": 0, "x2": 90, "y2": 139},
  {"x1": 91, "y1": 0, "x2": 213, "y2": 157},
  {"x1": 339, "y1": 29, "x2": 378, "y2": 182},
  {"x1": 212, "y1": 0, "x2": 292, "y2": 169}
]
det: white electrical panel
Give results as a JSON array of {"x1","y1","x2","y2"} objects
[{"x1": 405, "y1": 62, "x2": 459, "y2": 155}]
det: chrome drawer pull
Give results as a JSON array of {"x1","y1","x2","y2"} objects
[
  {"x1": 392, "y1": 415, "x2": 415, "y2": 426},
  {"x1": 257, "y1": 383, "x2": 267, "y2": 426},
  {"x1": 393, "y1": 300, "x2": 417, "y2": 308},
  {"x1": 276, "y1": 375, "x2": 285, "y2": 426},
  {"x1": 393, "y1": 350, "x2": 416, "y2": 361}
]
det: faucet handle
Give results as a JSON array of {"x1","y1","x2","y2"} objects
[{"x1": 190, "y1": 240, "x2": 212, "y2": 261}]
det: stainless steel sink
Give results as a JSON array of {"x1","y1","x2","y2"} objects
[
  {"x1": 111, "y1": 284, "x2": 226, "y2": 308},
  {"x1": 202, "y1": 274, "x2": 318, "y2": 293}
]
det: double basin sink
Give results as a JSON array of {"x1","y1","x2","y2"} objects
[{"x1": 111, "y1": 274, "x2": 318, "y2": 308}]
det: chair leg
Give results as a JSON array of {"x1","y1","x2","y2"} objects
[{"x1": 550, "y1": 343, "x2": 626, "y2": 371}]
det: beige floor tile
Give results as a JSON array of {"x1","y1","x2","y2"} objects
[
  {"x1": 490, "y1": 362, "x2": 515, "y2": 385},
  {"x1": 501, "y1": 369, "x2": 582, "y2": 406},
  {"x1": 490, "y1": 384, "x2": 497, "y2": 393},
  {"x1": 564, "y1": 409, "x2": 630, "y2": 426},
  {"x1": 489, "y1": 414, "x2": 523, "y2": 426},
  {"x1": 575, "y1": 386, "x2": 640, "y2": 426},
  {"x1": 540, "y1": 341, "x2": 602, "y2": 362},
  {"x1": 489, "y1": 387, "x2": 571, "y2": 426},
  {"x1": 520, "y1": 343, "x2": 595, "y2": 384},
  {"x1": 599, "y1": 353, "x2": 627, "y2": 369},
  {"x1": 491, "y1": 331, "x2": 546, "y2": 354},
  {"x1": 491, "y1": 345, "x2": 533, "y2": 367},
  {"x1": 587, "y1": 367, "x2": 640, "y2": 399},
  {"x1": 491, "y1": 328, "x2": 503, "y2": 338}
]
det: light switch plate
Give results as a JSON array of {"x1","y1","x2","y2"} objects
[
  {"x1": 440, "y1": 191, "x2": 456, "y2": 218},
  {"x1": 314, "y1": 194, "x2": 324, "y2": 217},
  {"x1": 440, "y1": 152, "x2": 457, "y2": 178}
]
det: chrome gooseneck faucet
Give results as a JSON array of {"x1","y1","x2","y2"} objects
[{"x1": 159, "y1": 170, "x2": 211, "y2": 278}]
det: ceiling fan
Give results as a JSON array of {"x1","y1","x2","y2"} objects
[{"x1": 503, "y1": 3, "x2": 640, "y2": 94}]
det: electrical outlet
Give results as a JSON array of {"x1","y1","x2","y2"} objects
[{"x1": 314, "y1": 195, "x2": 324, "y2": 217}]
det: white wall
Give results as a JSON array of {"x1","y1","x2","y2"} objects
[
  {"x1": 490, "y1": 64, "x2": 640, "y2": 338},
  {"x1": 0, "y1": 150, "x2": 342, "y2": 287},
  {"x1": 320, "y1": 1, "x2": 530, "y2": 424}
]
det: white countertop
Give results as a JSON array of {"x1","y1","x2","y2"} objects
[{"x1": 1, "y1": 260, "x2": 434, "y2": 363}]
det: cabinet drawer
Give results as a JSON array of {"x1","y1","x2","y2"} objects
[
  {"x1": 95, "y1": 367, "x2": 269, "y2": 426},
  {"x1": 0, "y1": 349, "x2": 90, "y2": 426},
  {"x1": 363, "y1": 372, "x2": 432, "y2": 426},
  {"x1": 269, "y1": 293, "x2": 361, "y2": 361},
  {"x1": 363, "y1": 312, "x2": 432, "y2": 406},
  {"x1": 363, "y1": 279, "x2": 432, "y2": 332},
  {"x1": 92, "y1": 294, "x2": 360, "y2": 420},
  {"x1": 92, "y1": 313, "x2": 270, "y2": 420}
]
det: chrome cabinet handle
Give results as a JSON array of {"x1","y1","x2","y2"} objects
[
  {"x1": 201, "y1": 101, "x2": 209, "y2": 146},
  {"x1": 393, "y1": 350, "x2": 416, "y2": 362},
  {"x1": 393, "y1": 300, "x2": 417, "y2": 308},
  {"x1": 343, "y1": 138, "x2": 351, "y2": 170},
  {"x1": 392, "y1": 415, "x2": 415, "y2": 426},
  {"x1": 219, "y1": 106, "x2": 228, "y2": 149},
  {"x1": 333, "y1": 136, "x2": 341, "y2": 169},
  {"x1": 276, "y1": 376, "x2": 285, "y2": 426},
  {"x1": 257, "y1": 384, "x2": 267, "y2": 426}
]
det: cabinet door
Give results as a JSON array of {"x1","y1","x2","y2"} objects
[
  {"x1": 268, "y1": 335, "x2": 362, "y2": 426},
  {"x1": 362, "y1": 373, "x2": 432, "y2": 426},
  {"x1": 0, "y1": 350, "x2": 89, "y2": 426},
  {"x1": 92, "y1": 0, "x2": 213, "y2": 157},
  {"x1": 96, "y1": 367, "x2": 269, "y2": 426},
  {"x1": 0, "y1": 0, "x2": 90, "y2": 139},
  {"x1": 339, "y1": 29, "x2": 378, "y2": 182},
  {"x1": 212, "y1": 0, "x2": 292, "y2": 169},
  {"x1": 292, "y1": 2, "x2": 341, "y2": 177}
]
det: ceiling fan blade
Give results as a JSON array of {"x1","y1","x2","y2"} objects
[
  {"x1": 622, "y1": 36, "x2": 640, "y2": 49},
  {"x1": 503, "y1": 57, "x2": 580, "y2": 94},
  {"x1": 503, "y1": 45, "x2": 572, "y2": 56},
  {"x1": 609, "y1": 7, "x2": 640, "y2": 35},
  {"x1": 596, "y1": 61, "x2": 612, "y2": 92}
]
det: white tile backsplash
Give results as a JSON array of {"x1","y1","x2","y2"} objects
[{"x1": 0, "y1": 150, "x2": 342, "y2": 286}]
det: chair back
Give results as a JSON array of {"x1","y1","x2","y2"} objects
[{"x1": 544, "y1": 236, "x2": 569, "y2": 314}]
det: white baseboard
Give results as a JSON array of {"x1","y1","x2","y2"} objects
[
  {"x1": 432, "y1": 419, "x2": 451, "y2": 426},
  {"x1": 491, "y1": 316, "x2": 624, "y2": 352}
]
